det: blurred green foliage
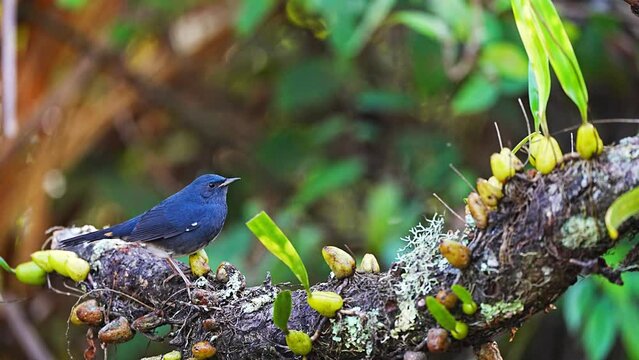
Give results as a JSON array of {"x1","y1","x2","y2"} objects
[{"x1": 40, "y1": 0, "x2": 639, "y2": 358}]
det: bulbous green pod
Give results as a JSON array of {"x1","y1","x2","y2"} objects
[
  {"x1": 285, "y1": 330, "x2": 312, "y2": 356},
  {"x1": 490, "y1": 148, "x2": 522, "y2": 183},
  {"x1": 30, "y1": 250, "x2": 53, "y2": 272},
  {"x1": 529, "y1": 134, "x2": 563, "y2": 174},
  {"x1": 65, "y1": 257, "x2": 90, "y2": 282},
  {"x1": 189, "y1": 249, "x2": 211, "y2": 277},
  {"x1": 15, "y1": 261, "x2": 47, "y2": 286},
  {"x1": 321, "y1": 246, "x2": 355, "y2": 279},
  {"x1": 162, "y1": 351, "x2": 181, "y2": 360},
  {"x1": 576, "y1": 123, "x2": 603, "y2": 159},
  {"x1": 48, "y1": 250, "x2": 77, "y2": 277},
  {"x1": 462, "y1": 302, "x2": 478, "y2": 315},
  {"x1": 307, "y1": 290, "x2": 344, "y2": 317},
  {"x1": 360, "y1": 253, "x2": 380, "y2": 273},
  {"x1": 451, "y1": 321, "x2": 469, "y2": 340},
  {"x1": 476, "y1": 178, "x2": 503, "y2": 208}
]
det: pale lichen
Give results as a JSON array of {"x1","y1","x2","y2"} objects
[
  {"x1": 330, "y1": 308, "x2": 381, "y2": 358},
  {"x1": 392, "y1": 215, "x2": 459, "y2": 338},
  {"x1": 241, "y1": 288, "x2": 277, "y2": 313},
  {"x1": 219, "y1": 271, "x2": 243, "y2": 300},
  {"x1": 560, "y1": 216, "x2": 602, "y2": 249},
  {"x1": 480, "y1": 300, "x2": 524, "y2": 322}
]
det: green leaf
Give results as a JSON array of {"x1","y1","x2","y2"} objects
[
  {"x1": 246, "y1": 212, "x2": 310, "y2": 292},
  {"x1": 291, "y1": 158, "x2": 364, "y2": 207},
  {"x1": 511, "y1": 0, "x2": 550, "y2": 132},
  {"x1": 528, "y1": 0, "x2": 588, "y2": 122},
  {"x1": 605, "y1": 186, "x2": 639, "y2": 240},
  {"x1": 527, "y1": 63, "x2": 541, "y2": 131},
  {"x1": 620, "y1": 300, "x2": 639, "y2": 360},
  {"x1": 235, "y1": 0, "x2": 277, "y2": 37},
  {"x1": 581, "y1": 297, "x2": 618, "y2": 360},
  {"x1": 452, "y1": 73, "x2": 499, "y2": 115},
  {"x1": 0, "y1": 256, "x2": 15, "y2": 274},
  {"x1": 425, "y1": 296, "x2": 456, "y2": 331},
  {"x1": 562, "y1": 278, "x2": 595, "y2": 333},
  {"x1": 273, "y1": 290, "x2": 292, "y2": 333},
  {"x1": 451, "y1": 284, "x2": 474, "y2": 304},
  {"x1": 479, "y1": 42, "x2": 528, "y2": 81},
  {"x1": 390, "y1": 11, "x2": 452, "y2": 43},
  {"x1": 345, "y1": 0, "x2": 396, "y2": 58}
]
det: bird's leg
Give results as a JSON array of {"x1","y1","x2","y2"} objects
[{"x1": 164, "y1": 257, "x2": 193, "y2": 298}]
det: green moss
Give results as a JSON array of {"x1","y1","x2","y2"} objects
[
  {"x1": 480, "y1": 300, "x2": 524, "y2": 322},
  {"x1": 560, "y1": 216, "x2": 602, "y2": 249}
]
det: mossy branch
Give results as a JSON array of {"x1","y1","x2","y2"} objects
[{"x1": 53, "y1": 136, "x2": 639, "y2": 359}]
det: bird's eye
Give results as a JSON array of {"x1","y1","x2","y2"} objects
[{"x1": 208, "y1": 182, "x2": 216, "y2": 188}]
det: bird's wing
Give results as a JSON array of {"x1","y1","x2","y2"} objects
[{"x1": 127, "y1": 202, "x2": 201, "y2": 242}]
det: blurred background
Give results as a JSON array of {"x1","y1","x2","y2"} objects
[{"x1": 0, "y1": 0, "x2": 638, "y2": 359}]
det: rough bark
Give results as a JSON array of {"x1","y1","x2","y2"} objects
[{"x1": 52, "y1": 136, "x2": 639, "y2": 359}]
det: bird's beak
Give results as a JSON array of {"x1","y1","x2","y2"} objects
[{"x1": 221, "y1": 177, "x2": 240, "y2": 187}]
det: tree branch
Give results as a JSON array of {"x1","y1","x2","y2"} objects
[{"x1": 53, "y1": 136, "x2": 639, "y2": 359}]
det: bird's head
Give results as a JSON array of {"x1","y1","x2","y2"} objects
[{"x1": 192, "y1": 174, "x2": 240, "y2": 201}]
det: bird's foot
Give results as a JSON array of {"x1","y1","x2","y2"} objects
[{"x1": 164, "y1": 257, "x2": 194, "y2": 298}]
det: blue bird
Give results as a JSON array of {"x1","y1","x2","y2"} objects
[{"x1": 59, "y1": 174, "x2": 239, "y2": 282}]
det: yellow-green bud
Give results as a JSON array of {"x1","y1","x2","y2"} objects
[
  {"x1": 462, "y1": 302, "x2": 478, "y2": 315},
  {"x1": 576, "y1": 123, "x2": 604, "y2": 159},
  {"x1": 48, "y1": 250, "x2": 77, "y2": 277},
  {"x1": 451, "y1": 321, "x2": 469, "y2": 340},
  {"x1": 189, "y1": 249, "x2": 211, "y2": 277},
  {"x1": 529, "y1": 134, "x2": 563, "y2": 174},
  {"x1": 490, "y1": 148, "x2": 522, "y2": 183},
  {"x1": 467, "y1": 192, "x2": 488, "y2": 229},
  {"x1": 285, "y1": 330, "x2": 312, "y2": 356},
  {"x1": 15, "y1": 261, "x2": 47, "y2": 286},
  {"x1": 31, "y1": 250, "x2": 53, "y2": 272},
  {"x1": 192, "y1": 341, "x2": 216, "y2": 359},
  {"x1": 476, "y1": 178, "x2": 503, "y2": 208},
  {"x1": 439, "y1": 239, "x2": 471, "y2": 269},
  {"x1": 307, "y1": 290, "x2": 344, "y2": 317},
  {"x1": 162, "y1": 351, "x2": 181, "y2": 360},
  {"x1": 360, "y1": 253, "x2": 380, "y2": 273},
  {"x1": 321, "y1": 246, "x2": 355, "y2": 279},
  {"x1": 65, "y1": 257, "x2": 90, "y2": 282}
]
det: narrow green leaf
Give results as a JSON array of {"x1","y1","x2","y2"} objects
[
  {"x1": 273, "y1": 290, "x2": 292, "y2": 333},
  {"x1": 345, "y1": 0, "x2": 396, "y2": 58},
  {"x1": 605, "y1": 186, "x2": 639, "y2": 240},
  {"x1": 529, "y1": 0, "x2": 588, "y2": 122},
  {"x1": 511, "y1": 0, "x2": 550, "y2": 132},
  {"x1": 425, "y1": 296, "x2": 456, "y2": 331},
  {"x1": 527, "y1": 63, "x2": 541, "y2": 131},
  {"x1": 0, "y1": 256, "x2": 15, "y2": 274},
  {"x1": 562, "y1": 278, "x2": 595, "y2": 333},
  {"x1": 390, "y1": 11, "x2": 452, "y2": 43},
  {"x1": 246, "y1": 211, "x2": 310, "y2": 291},
  {"x1": 451, "y1": 284, "x2": 474, "y2": 304}
]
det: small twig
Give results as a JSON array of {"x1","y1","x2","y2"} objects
[
  {"x1": 449, "y1": 164, "x2": 476, "y2": 192},
  {"x1": 432, "y1": 193, "x2": 465, "y2": 223},
  {"x1": 494, "y1": 122, "x2": 504, "y2": 150},
  {"x1": 518, "y1": 98, "x2": 532, "y2": 137}
]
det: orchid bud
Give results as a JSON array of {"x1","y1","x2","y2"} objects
[{"x1": 576, "y1": 123, "x2": 603, "y2": 159}]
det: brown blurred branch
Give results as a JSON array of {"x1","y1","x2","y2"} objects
[
  {"x1": 0, "y1": 301, "x2": 54, "y2": 360},
  {"x1": 20, "y1": 0, "x2": 237, "y2": 143}
]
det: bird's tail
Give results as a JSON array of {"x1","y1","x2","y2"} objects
[{"x1": 57, "y1": 228, "x2": 114, "y2": 248}]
